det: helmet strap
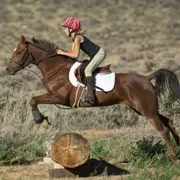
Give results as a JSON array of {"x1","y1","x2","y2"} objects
[
  {"x1": 68, "y1": 28, "x2": 76, "y2": 37},
  {"x1": 68, "y1": 28, "x2": 71, "y2": 37}
]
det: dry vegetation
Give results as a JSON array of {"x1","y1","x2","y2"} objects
[{"x1": 0, "y1": 0, "x2": 180, "y2": 179}]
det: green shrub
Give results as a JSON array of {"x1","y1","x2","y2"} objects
[
  {"x1": 130, "y1": 137, "x2": 171, "y2": 168},
  {"x1": 0, "y1": 136, "x2": 45, "y2": 165},
  {"x1": 90, "y1": 139, "x2": 110, "y2": 159}
]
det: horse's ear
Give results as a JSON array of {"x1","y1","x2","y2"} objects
[
  {"x1": 20, "y1": 35, "x2": 26, "y2": 43},
  {"x1": 32, "y1": 37, "x2": 39, "y2": 44}
]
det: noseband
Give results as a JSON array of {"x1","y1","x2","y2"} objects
[
  {"x1": 10, "y1": 43, "x2": 66, "y2": 73},
  {"x1": 10, "y1": 43, "x2": 46, "y2": 70},
  {"x1": 9, "y1": 47, "x2": 30, "y2": 72}
]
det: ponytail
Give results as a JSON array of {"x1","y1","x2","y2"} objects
[{"x1": 77, "y1": 29, "x2": 87, "y2": 35}]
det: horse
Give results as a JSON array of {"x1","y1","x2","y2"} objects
[{"x1": 6, "y1": 35, "x2": 180, "y2": 160}]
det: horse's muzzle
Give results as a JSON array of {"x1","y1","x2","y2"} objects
[{"x1": 6, "y1": 67, "x2": 16, "y2": 75}]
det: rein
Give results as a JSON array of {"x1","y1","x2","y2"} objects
[
  {"x1": 35, "y1": 53, "x2": 57, "y2": 65},
  {"x1": 12, "y1": 42, "x2": 76, "y2": 109},
  {"x1": 23, "y1": 68, "x2": 74, "y2": 110},
  {"x1": 22, "y1": 69, "x2": 74, "y2": 110},
  {"x1": 23, "y1": 45, "x2": 74, "y2": 109}
]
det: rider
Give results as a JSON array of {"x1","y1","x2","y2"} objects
[{"x1": 57, "y1": 17, "x2": 106, "y2": 104}]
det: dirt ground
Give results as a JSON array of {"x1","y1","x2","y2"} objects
[
  {"x1": 0, "y1": 129, "x2": 136, "y2": 180},
  {"x1": 0, "y1": 164, "x2": 131, "y2": 180},
  {"x1": 0, "y1": 127, "x2": 158, "y2": 180},
  {"x1": 0, "y1": 164, "x2": 51, "y2": 180},
  {"x1": 1, "y1": 126, "x2": 179, "y2": 180}
]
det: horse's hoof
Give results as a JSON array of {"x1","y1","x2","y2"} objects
[
  {"x1": 32, "y1": 109, "x2": 45, "y2": 124},
  {"x1": 34, "y1": 117, "x2": 44, "y2": 124}
]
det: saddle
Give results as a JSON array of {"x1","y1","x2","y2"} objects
[{"x1": 75, "y1": 60, "x2": 111, "y2": 85}]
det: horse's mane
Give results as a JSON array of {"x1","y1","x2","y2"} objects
[
  {"x1": 30, "y1": 37, "x2": 75, "y2": 63},
  {"x1": 31, "y1": 37, "x2": 59, "y2": 52}
]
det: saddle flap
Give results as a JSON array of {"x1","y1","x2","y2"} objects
[
  {"x1": 69, "y1": 62, "x2": 115, "y2": 92},
  {"x1": 75, "y1": 60, "x2": 111, "y2": 84}
]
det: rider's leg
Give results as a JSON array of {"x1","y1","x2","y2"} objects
[{"x1": 84, "y1": 48, "x2": 106, "y2": 104}]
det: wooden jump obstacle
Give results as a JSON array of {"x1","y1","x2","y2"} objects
[
  {"x1": 48, "y1": 132, "x2": 91, "y2": 178},
  {"x1": 47, "y1": 132, "x2": 129, "y2": 178}
]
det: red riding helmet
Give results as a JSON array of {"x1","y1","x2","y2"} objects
[{"x1": 62, "y1": 17, "x2": 81, "y2": 31}]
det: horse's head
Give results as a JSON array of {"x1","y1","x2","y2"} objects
[
  {"x1": 6, "y1": 35, "x2": 31, "y2": 75},
  {"x1": 7, "y1": 35, "x2": 73, "y2": 75}
]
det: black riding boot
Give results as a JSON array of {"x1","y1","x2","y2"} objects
[{"x1": 84, "y1": 76, "x2": 95, "y2": 104}]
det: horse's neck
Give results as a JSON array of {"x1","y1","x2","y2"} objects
[
  {"x1": 29, "y1": 44, "x2": 49, "y2": 62},
  {"x1": 29, "y1": 44, "x2": 74, "y2": 78},
  {"x1": 37, "y1": 55, "x2": 74, "y2": 79}
]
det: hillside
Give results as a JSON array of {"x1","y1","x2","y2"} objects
[{"x1": 1, "y1": 0, "x2": 180, "y2": 71}]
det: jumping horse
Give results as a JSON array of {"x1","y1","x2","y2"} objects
[{"x1": 6, "y1": 35, "x2": 180, "y2": 160}]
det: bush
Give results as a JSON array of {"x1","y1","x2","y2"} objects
[
  {"x1": 130, "y1": 137, "x2": 171, "y2": 168},
  {"x1": 90, "y1": 139, "x2": 110, "y2": 160},
  {"x1": 0, "y1": 136, "x2": 45, "y2": 165}
]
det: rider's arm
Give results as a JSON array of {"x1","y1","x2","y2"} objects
[{"x1": 57, "y1": 36, "x2": 81, "y2": 59}]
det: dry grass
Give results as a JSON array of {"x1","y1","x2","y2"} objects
[{"x1": 0, "y1": 164, "x2": 51, "y2": 180}]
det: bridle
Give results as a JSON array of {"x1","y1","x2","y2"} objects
[
  {"x1": 9, "y1": 42, "x2": 73, "y2": 110},
  {"x1": 10, "y1": 43, "x2": 58, "y2": 70},
  {"x1": 9, "y1": 48, "x2": 29, "y2": 72}
]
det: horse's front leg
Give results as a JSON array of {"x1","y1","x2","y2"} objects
[{"x1": 30, "y1": 93, "x2": 61, "y2": 124}]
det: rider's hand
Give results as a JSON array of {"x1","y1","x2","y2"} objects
[{"x1": 56, "y1": 49, "x2": 65, "y2": 55}]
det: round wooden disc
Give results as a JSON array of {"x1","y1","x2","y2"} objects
[{"x1": 49, "y1": 132, "x2": 90, "y2": 168}]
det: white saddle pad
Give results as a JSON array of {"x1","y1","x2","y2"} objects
[{"x1": 69, "y1": 62, "x2": 115, "y2": 92}]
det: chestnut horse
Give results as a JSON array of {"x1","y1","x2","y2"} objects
[{"x1": 7, "y1": 35, "x2": 180, "y2": 160}]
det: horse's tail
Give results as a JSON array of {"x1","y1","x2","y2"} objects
[
  {"x1": 147, "y1": 69, "x2": 180, "y2": 103},
  {"x1": 148, "y1": 69, "x2": 180, "y2": 146}
]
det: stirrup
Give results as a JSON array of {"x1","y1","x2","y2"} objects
[
  {"x1": 84, "y1": 94, "x2": 95, "y2": 104},
  {"x1": 79, "y1": 96, "x2": 95, "y2": 104},
  {"x1": 79, "y1": 96, "x2": 86, "y2": 102}
]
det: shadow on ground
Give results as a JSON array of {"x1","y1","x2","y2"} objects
[
  {"x1": 67, "y1": 158, "x2": 130, "y2": 177},
  {"x1": 49, "y1": 158, "x2": 130, "y2": 178}
]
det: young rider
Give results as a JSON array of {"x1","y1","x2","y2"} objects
[{"x1": 57, "y1": 17, "x2": 106, "y2": 104}]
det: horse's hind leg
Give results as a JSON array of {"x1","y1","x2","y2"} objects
[
  {"x1": 158, "y1": 114, "x2": 180, "y2": 146},
  {"x1": 124, "y1": 80, "x2": 177, "y2": 159},
  {"x1": 30, "y1": 93, "x2": 61, "y2": 124},
  {"x1": 147, "y1": 114, "x2": 176, "y2": 159},
  {"x1": 125, "y1": 100, "x2": 176, "y2": 158},
  {"x1": 130, "y1": 100, "x2": 177, "y2": 159}
]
